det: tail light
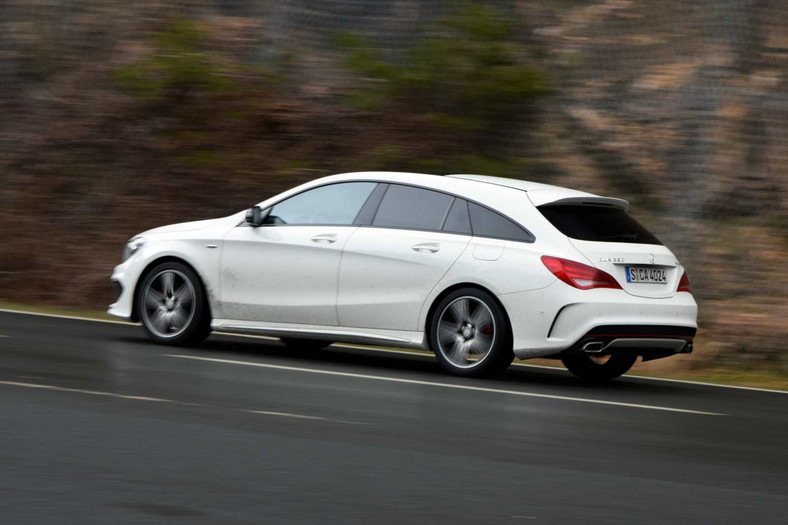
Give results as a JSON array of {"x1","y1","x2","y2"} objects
[
  {"x1": 677, "y1": 272, "x2": 691, "y2": 293},
  {"x1": 541, "y1": 256, "x2": 622, "y2": 290}
]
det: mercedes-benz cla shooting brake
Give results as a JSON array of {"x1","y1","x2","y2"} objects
[{"x1": 109, "y1": 172, "x2": 697, "y2": 379}]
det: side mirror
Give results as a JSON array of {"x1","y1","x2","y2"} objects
[{"x1": 245, "y1": 206, "x2": 267, "y2": 227}]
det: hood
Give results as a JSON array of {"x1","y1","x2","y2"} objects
[{"x1": 141, "y1": 218, "x2": 219, "y2": 236}]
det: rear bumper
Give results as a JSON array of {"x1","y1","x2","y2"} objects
[
  {"x1": 500, "y1": 284, "x2": 698, "y2": 358},
  {"x1": 564, "y1": 325, "x2": 696, "y2": 361}
]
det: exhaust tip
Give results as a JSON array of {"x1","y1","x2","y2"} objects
[{"x1": 582, "y1": 341, "x2": 605, "y2": 352}]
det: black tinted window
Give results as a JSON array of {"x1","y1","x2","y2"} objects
[
  {"x1": 373, "y1": 185, "x2": 453, "y2": 231},
  {"x1": 442, "y1": 198, "x2": 472, "y2": 235},
  {"x1": 469, "y1": 203, "x2": 534, "y2": 242},
  {"x1": 538, "y1": 205, "x2": 662, "y2": 245},
  {"x1": 265, "y1": 182, "x2": 376, "y2": 226}
]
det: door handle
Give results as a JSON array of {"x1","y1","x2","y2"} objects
[
  {"x1": 311, "y1": 233, "x2": 338, "y2": 244},
  {"x1": 411, "y1": 243, "x2": 440, "y2": 253}
]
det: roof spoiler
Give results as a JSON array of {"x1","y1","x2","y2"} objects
[{"x1": 527, "y1": 191, "x2": 629, "y2": 210}]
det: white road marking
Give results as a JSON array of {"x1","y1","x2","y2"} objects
[
  {"x1": 213, "y1": 332, "x2": 788, "y2": 394},
  {"x1": 165, "y1": 354, "x2": 725, "y2": 416},
  {"x1": 0, "y1": 380, "x2": 174, "y2": 403},
  {"x1": 0, "y1": 335, "x2": 9, "y2": 338},
  {"x1": 1, "y1": 308, "x2": 785, "y2": 395},
  {"x1": 606, "y1": 374, "x2": 788, "y2": 394},
  {"x1": 244, "y1": 410, "x2": 325, "y2": 421},
  {"x1": 0, "y1": 379, "x2": 356, "y2": 424},
  {"x1": 242, "y1": 409, "x2": 366, "y2": 424},
  {"x1": 0, "y1": 308, "x2": 135, "y2": 326}
]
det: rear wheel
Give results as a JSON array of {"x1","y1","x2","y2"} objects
[
  {"x1": 560, "y1": 353, "x2": 637, "y2": 381},
  {"x1": 136, "y1": 261, "x2": 211, "y2": 346},
  {"x1": 280, "y1": 338, "x2": 332, "y2": 351},
  {"x1": 428, "y1": 288, "x2": 513, "y2": 377}
]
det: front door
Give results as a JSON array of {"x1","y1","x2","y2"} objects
[{"x1": 221, "y1": 182, "x2": 378, "y2": 325}]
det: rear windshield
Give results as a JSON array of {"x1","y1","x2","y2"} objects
[{"x1": 538, "y1": 204, "x2": 662, "y2": 245}]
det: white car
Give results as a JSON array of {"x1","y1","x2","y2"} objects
[{"x1": 109, "y1": 172, "x2": 697, "y2": 379}]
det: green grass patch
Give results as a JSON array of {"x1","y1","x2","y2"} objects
[
  {"x1": 655, "y1": 367, "x2": 788, "y2": 391},
  {"x1": 0, "y1": 300, "x2": 118, "y2": 322}
]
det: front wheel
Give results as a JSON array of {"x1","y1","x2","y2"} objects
[
  {"x1": 428, "y1": 288, "x2": 513, "y2": 377},
  {"x1": 560, "y1": 353, "x2": 637, "y2": 382},
  {"x1": 136, "y1": 261, "x2": 211, "y2": 346}
]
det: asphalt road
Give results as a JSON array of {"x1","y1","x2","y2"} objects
[{"x1": 0, "y1": 310, "x2": 786, "y2": 524}]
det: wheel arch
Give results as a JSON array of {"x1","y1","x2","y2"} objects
[
  {"x1": 131, "y1": 256, "x2": 213, "y2": 322},
  {"x1": 423, "y1": 282, "x2": 513, "y2": 351}
]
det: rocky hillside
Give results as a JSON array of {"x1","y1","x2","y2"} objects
[{"x1": 1, "y1": 0, "x2": 785, "y2": 373}]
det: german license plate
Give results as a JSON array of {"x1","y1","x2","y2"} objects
[{"x1": 626, "y1": 266, "x2": 667, "y2": 284}]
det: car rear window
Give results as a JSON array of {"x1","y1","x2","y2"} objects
[{"x1": 538, "y1": 204, "x2": 662, "y2": 245}]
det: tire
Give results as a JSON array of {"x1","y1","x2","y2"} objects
[
  {"x1": 280, "y1": 338, "x2": 332, "y2": 351},
  {"x1": 428, "y1": 288, "x2": 514, "y2": 377},
  {"x1": 136, "y1": 261, "x2": 211, "y2": 346},
  {"x1": 560, "y1": 353, "x2": 637, "y2": 382}
]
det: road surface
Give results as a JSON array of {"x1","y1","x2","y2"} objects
[{"x1": 0, "y1": 310, "x2": 786, "y2": 523}]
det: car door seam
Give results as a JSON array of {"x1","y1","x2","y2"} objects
[
  {"x1": 335, "y1": 226, "x2": 363, "y2": 326},
  {"x1": 417, "y1": 236, "x2": 474, "y2": 331}
]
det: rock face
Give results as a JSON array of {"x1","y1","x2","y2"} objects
[{"x1": 0, "y1": 0, "x2": 785, "y2": 372}]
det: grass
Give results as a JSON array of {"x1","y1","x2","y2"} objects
[
  {"x1": 1, "y1": 300, "x2": 785, "y2": 391},
  {"x1": 654, "y1": 368, "x2": 788, "y2": 391},
  {"x1": 0, "y1": 300, "x2": 119, "y2": 322},
  {"x1": 519, "y1": 358, "x2": 787, "y2": 391}
]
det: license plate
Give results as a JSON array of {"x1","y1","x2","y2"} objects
[{"x1": 626, "y1": 266, "x2": 667, "y2": 284}]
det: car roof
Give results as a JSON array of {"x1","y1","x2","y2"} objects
[
  {"x1": 447, "y1": 174, "x2": 561, "y2": 192},
  {"x1": 324, "y1": 172, "x2": 629, "y2": 209}
]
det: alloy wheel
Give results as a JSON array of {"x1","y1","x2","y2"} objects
[
  {"x1": 436, "y1": 296, "x2": 497, "y2": 369},
  {"x1": 141, "y1": 269, "x2": 196, "y2": 338}
]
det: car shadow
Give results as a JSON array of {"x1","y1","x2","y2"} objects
[{"x1": 162, "y1": 333, "x2": 676, "y2": 395}]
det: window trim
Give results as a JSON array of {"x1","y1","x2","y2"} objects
[
  {"x1": 353, "y1": 183, "x2": 389, "y2": 225},
  {"x1": 370, "y1": 184, "x2": 456, "y2": 233},
  {"x1": 438, "y1": 197, "x2": 458, "y2": 231},
  {"x1": 365, "y1": 183, "x2": 535, "y2": 243},
  {"x1": 467, "y1": 201, "x2": 535, "y2": 243},
  {"x1": 238, "y1": 179, "x2": 536, "y2": 243},
  {"x1": 440, "y1": 197, "x2": 472, "y2": 236},
  {"x1": 239, "y1": 181, "x2": 381, "y2": 228}
]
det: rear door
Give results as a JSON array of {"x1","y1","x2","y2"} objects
[
  {"x1": 536, "y1": 203, "x2": 680, "y2": 298},
  {"x1": 338, "y1": 185, "x2": 471, "y2": 330}
]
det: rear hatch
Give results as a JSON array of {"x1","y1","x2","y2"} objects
[{"x1": 532, "y1": 195, "x2": 679, "y2": 298}]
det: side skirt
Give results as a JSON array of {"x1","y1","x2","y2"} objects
[{"x1": 211, "y1": 318, "x2": 427, "y2": 349}]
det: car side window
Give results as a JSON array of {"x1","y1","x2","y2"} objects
[
  {"x1": 468, "y1": 202, "x2": 534, "y2": 242},
  {"x1": 264, "y1": 182, "x2": 377, "y2": 226},
  {"x1": 372, "y1": 185, "x2": 454, "y2": 231},
  {"x1": 442, "y1": 198, "x2": 472, "y2": 235}
]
